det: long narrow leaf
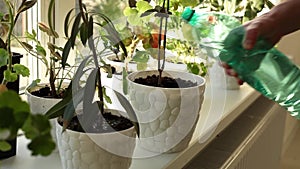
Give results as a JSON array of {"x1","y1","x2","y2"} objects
[
  {"x1": 122, "y1": 67, "x2": 128, "y2": 95},
  {"x1": 70, "y1": 14, "x2": 82, "y2": 48},
  {"x1": 17, "y1": 0, "x2": 37, "y2": 14},
  {"x1": 64, "y1": 8, "x2": 75, "y2": 38},
  {"x1": 83, "y1": 68, "x2": 98, "y2": 112},
  {"x1": 61, "y1": 39, "x2": 72, "y2": 69},
  {"x1": 45, "y1": 91, "x2": 72, "y2": 119},
  {"x1": 113, "y1": 90, "x2": 140, "y2": 137},
  {"x1": 80, "y1": 23, "x2": 89, "y2": 46},
  {"x1": 88, "y1": 16, "x2": 94, "y2": 40},
  {"x1": 47, "y1": 0, "x2": 57, "y2": 39}
]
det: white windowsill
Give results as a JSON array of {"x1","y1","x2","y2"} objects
[{"x1": 1, "y1": 83, "x2": 260, "y2": 169}]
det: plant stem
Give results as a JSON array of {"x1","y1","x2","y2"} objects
[
  {"x1": 157, "y1": 0, "x2": 169, "y2": 86},
  {"x1": 87, "y1": 24, "x2": 104, "y2": 114},
  {"x1": 78, "y1": 0, "x2": 88, "y2": 23},
  {"x1": 2, "y1": 0, "x2": 15, "y2": 85}
]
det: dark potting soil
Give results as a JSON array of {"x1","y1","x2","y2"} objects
[
  {"x1": 134, "y1": 75, "x2": 197, "y2": 88},
  {"x1": 31, "y1": 86, "x2": 65, "y2": 98},
  {"x1": 59, "y1": 112, "x2": 133, "y2": 133}
]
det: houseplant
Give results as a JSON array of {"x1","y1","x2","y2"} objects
[
  {"x1": 45, "y1": 0, "x2": 139, "y2": 168},
  {"x1": 19, "y1": 1, "x2": 75, "y2": 147},
  {"x1": 23, "y1": 0, "x2": 74, "y2": 115},
  {"x1": 115, "y1": 0, "x2": 210, "y2": 77},
  {"x1": 0, "y1": 0, "x2": 55, "y2": 159},
  {"x1": 126, "y1": 0, "x2": 206, "y2": 153}
]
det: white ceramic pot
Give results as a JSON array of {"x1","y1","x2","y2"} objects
[
  {"x1": 25, "y1": 83, "x2": 68, "y2": 147},
  {"x1": 25, "y1": 83, "x2": 63, "y2": 114},
  {"x1": 56, "y1": 109, "x2": 136, "y2": 169},
  {"x1": 127, "y1": 70, "x2": 206, "y2": 153}
]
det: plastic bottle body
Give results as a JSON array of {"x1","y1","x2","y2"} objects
[
  {"x1": 182, "y1": 8, "x2": 300, "y2": 118},
  {"x1": 220, "y1": 26, "x2": 300, "y2": 119}
]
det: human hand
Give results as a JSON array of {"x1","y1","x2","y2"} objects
[
  {"x1": 222, "y1": 0, "x2": 300, "y2": 85},
  {"x1": 220, "y1": 62, "x2": 244, "y2": 85}
]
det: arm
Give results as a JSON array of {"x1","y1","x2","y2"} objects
[
  {"x1": 243, "y1": 0, "x2": 300, "y2": 49},
  {"x1": 223, "y1": 0, "x2": 300, "y2": 84}
]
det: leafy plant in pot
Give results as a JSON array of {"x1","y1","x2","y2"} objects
[
  {"x1": 126, "y1": 0, "x2": 206, "y2": 153},
  {"x1": 21, "y1": 1, "x2": 75, "y2": 147},
  {"x1": 0, "y1": 0, "x2": 55, "y2": 159},
  {"x1": 45, "y1": 0, "x2": 139, "y2": 168},
  {"x1": 23, "y1": 0, "x2": 74, "y2": 115},
  {"x1": 122, "y1": 0, "x2": 209, "y2": 75}
]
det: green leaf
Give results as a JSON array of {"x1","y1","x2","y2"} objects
[
  {"x1": 83, "y1": 68, "x2": 97, "y2": 109},
  {"x1": 80, "y1": 22, "x2": 89, "y2": 46},
  {"x1": 27, "y1": 79, "x2": 41, "y2": 89},
  {"x1": 25, "y1": 30, "x2": 36, "y2": 40},
  {"x1": 136, "y1": 1, "x2": 153, "y2": 13},
  {"x1": 22, "y1": 114, "x2": 52, "y2": 139},
  {"x1": 0, "y1": 48, "x2": 8, "y2": 67},
  {"x1": 127, "y1": 14, "x2": 143, "y2": 26},
  {"x1": 45, "y1": 83, "x2": 75, "y2": 119},
  {"x1": 27, "y1": 133, "x2": 55, "y2": 156},
  {"x1": 113, "y1": 89, "x2": 139, "y2": 137},
  {"x1": 62, "y1": 39, "x2": 72, "y2": 69},
  {"x1": 140, "y1": 9, "x2": 159, "y2": 17},
  {"x1": 21, "y1": 42, "x2": 34, "y2": 51},
  {"x1": 122, "y1": 67, "x2": 128, "y2": 95},
  {"x1": 70, "y1": 14, "x2": 82, "y2": 48},
  {"x1": 0, "y1": 141, "x2": 11, "y2": 152},
  {"x1": 36, "y1": 45, "x2": 47, "y2": 57},
  {"x1": 13, "y1": 64, "x2": 30, "y2": 77},
  {"x1": 137, "y1": 62, "x2": 147, "y2": 70},
  {"x1": 0, "y1": 90, "x2": 30, "y2": 113},
  {"x1": 123, "y1": 7, "x2": 138, "y2": 16},
  {"x1": 103, "y1": 87, "x2": 112, "y2": 104},
  {"x1": 0, "y1": 12, "x2": 4, "y2": 20},
  {"x1": 4, "y1": 70, "x2": 18, "y2": 82},
  {"x1": 64, "y1": 8, "x2": 75, "y2": 38},
  {"x1": 17, "y1": 0, "x2": 37, "y2": 14},
  {"x1": 14, "y1": 111, "x2": 30, "y2": 129},
  {"x1": 187, "y1": 62, "x2": 200, "y2": 75},
  {"x1": 132, "y1": 51, "x2": 150, "y2": 63},
  {"x1": 0, "y1": 107, "x2": 14, "y2": 128},
  {"x1": 38, "y1": 23, "x2": 59, "y2": 38},
  {"x1": 181, "y1": 0, "x2": 199, "y2": 7}
]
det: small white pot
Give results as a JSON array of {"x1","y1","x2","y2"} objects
[
  {"x1": 127, "y1": 70, "x2": 206, "y2": 153},
  {"x1": 56, "y1": 109, "x2": 136, "y2": 169},
  {"x1": 25, "y1": 83, "x2": 68, "y2": 147},
  {"x1": 25, "y1": 83, "x2": 63, "y2": 114}
]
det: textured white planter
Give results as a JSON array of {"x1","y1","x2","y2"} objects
[
  {"x1": 25, "y1": 83, "x2": 67, "y2": 147},
  {"x1": 25, "y1": 83, "x2": 63, "y2": 114},
  {"x1": 127, "y1": 70, "x2": 205, "y2": 153},
  {"x1": 56, "y1": 110, "x2": 136, "y2": 169}
]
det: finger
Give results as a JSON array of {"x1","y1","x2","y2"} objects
[
  {"x1": 237, "y1": 78, "x2": 244, "y2": 85},
  {"x1": 243, "y1": 24, "x2": 260, "y2": 50},
  {"x1": 219, "y1": 62, "x2": 231, "y2": 69},
  {"x1": 225, "y1": 68, "x2": 238, "y2": 77}
]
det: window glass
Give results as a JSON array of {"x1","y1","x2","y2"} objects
[{"x1": 0, "y1": 0, "x2": 25, "y2": 47}]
